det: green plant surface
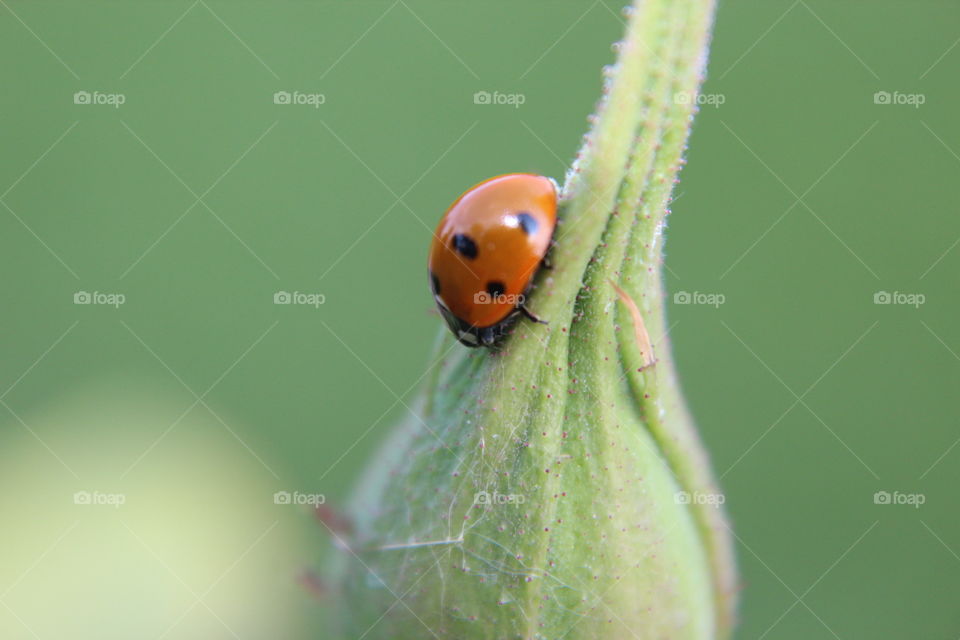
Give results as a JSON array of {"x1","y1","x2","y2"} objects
[{"x1": 330, "y1": 0, "x2": 737, "y2": 638}]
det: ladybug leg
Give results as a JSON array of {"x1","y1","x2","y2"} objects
[
  {"x1": 520, "y1": 305, "x2": 548, "y2": 325},
  {"x1": 541, "y1": 238, "x2": 559, "y2": 269}
]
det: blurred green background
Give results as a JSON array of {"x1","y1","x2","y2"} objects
[{"x1": 1, "y1": 1, "x2": 958, "y2": 638}]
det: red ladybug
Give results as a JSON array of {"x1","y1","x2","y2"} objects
[{"x1": 428, "y1": 174, "x2": 558, "y2": 347}]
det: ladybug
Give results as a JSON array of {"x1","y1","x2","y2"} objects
[{"x1": 428, "y1": 173, "x2": 558, "y2": 347}]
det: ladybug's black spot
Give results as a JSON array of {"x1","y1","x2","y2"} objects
[
  {"x1": 516, "y1": 212, "x2": 539, "y2": 235},
  {"x1": 429, "y1": 270, "x2": 441, "y2": 296},
  {"x1": 452, "y1": 234, "x2": 478, "y2": 259},
  {"x1": 486, "y1": 281, "x2": 506, "y2": 298}
]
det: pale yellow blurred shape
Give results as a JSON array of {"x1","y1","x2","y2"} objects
[{"x1": 0, "y1": 377, "x2": 322, "y2": 640}]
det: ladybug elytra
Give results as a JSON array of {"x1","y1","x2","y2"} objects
[{"x1": 428, "y1": 174, "x2": 558, "y2": 347}]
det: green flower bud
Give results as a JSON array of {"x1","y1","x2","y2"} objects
[{"x1": 327, "y1": 0, "x2": 737, "y2": 637}]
